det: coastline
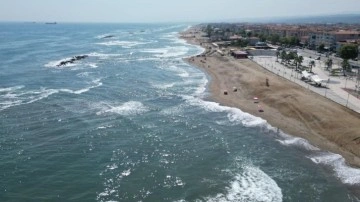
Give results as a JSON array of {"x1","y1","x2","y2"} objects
[{"x1": 181, "y1": 27, "x2": 360, "y2": 168}]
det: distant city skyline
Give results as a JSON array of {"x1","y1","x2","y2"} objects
[{"x1": 1, "y1": 0, "x2": 360, "y2": 23}]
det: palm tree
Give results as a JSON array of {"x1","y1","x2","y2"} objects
[
  {"x1": 280, "y1": 50, "x2": 286, "y2": 63},
  {"x1": 285, "y1": 53, "x2": 291, "y2": 64},
  {"x1": 294, "y1": 55, "x2": 303, "y2": 71},
  {"x1": 309, "y1": 60, "x2": 315, "y2": 72},
  {"x1": 293, "y1": 54, "x2": 298, "y2": 67},
  {"x1": 325, "y1": 58, "x2": 333, "y2": 70}
]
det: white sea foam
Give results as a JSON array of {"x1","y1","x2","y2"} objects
[
  {"x1": 204, "y1": 166, "x2": 282, "y2": 202},
  {"x1": 0, "y1": 79, "x2": 102, "y2": 111},
  {"x1": 163, "y1": 175, "x2": 186, "y2": 188},
  {"x1": 59, "y1": 79, "x2": 103, "y2": 95},
  {"x1": 141, "y1": 46, "x2": 189, "y2": 58},
  {"x1": 44, "y1": 57, "x2": 78, "y2": 68},
  {"x1": 96, "y1": 40, "x2": 148, "y2": 48},
  {"x1": 0, "y1": 85, "x2": 24, "y2": 93},
  {"x1": 97, "y1": 125, "x2": 113, "y2": 130},
  {"x1": 160, "y1": 104, "x2": 186, "y2": 116},
  {"x1": 88, "y1": 63, "x2": 98, "y2": 68},
  {"x1": 152, "y1": 82, "x2": 176, "y2": 90},
  {"x1": 178, "y1": 71, "x2": 190, "y2": 78},
  {"x1": 277, "y1": 132, "x2": 320, "y2": 151},
  {"x1": 0, "y1": 88, "x2": 58, "y2": 111},
  {"x1": 96, "y1": 101, "x2": 149, "y2": 116},
  {"x1": 184, "y1": 96, "x2": 268, "y2": 128},
  {"x1": 310, "y1": 152, "x2": 360, "y2": 185},
  {"x1": 106, "y1": 164, "x2": 118, "y2": 170},
  {"x1": 97, "y1": 166, "x2": 131, "y2": 201},
  {"x1": 161, "y1": 64, "x2": 192, "y2": 79},
  {"x1": 76, "y1": 72, "x2": 92, "y2": 78},
  {"x1": 121, "y1": 169, "x2": 131, "y2": 177},
  {"x1": 193, "y1": 76, "x2": 208, "y2": 96},
  {"x1": 88, "y1": 52, "x2": 123, "y2": 59}
]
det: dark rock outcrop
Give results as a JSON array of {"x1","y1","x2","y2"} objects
[
  {"x1": 57, "y1": 55, "x2": 88, "y2": 67},
  {"x1": 102, "y1": 35, "x2": 115, "y2": 39}
]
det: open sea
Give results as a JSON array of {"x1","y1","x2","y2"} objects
[{"x1": 1, "y1": 23, "x2": 360, "y2": 202}]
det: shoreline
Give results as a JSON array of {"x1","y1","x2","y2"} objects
[{"x1": 180, "y1": 27, "x2": 360, "y2": 169}]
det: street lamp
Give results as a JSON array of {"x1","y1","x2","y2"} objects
[{"x1": 345, "y1": 77, "x2": 349, "y2": 89}]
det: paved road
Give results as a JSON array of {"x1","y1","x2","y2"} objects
[
  {"x1": 297, "y1": 49, "x2": 360, "y2": 69},
  {"x1": 252, "y1": 56, "x2": 360, "y2": 113}
]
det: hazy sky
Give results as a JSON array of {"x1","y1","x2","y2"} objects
[{"x1": 1, "y1": 0, "x2": 360, "y2": 23}]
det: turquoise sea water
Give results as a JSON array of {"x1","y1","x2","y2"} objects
[{"x1": 0, "y1": 23, "x2": 359, "y2": 201}]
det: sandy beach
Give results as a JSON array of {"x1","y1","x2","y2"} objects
[{"x1": 182, "y1": 28, "x2": 360, "y2": 168}]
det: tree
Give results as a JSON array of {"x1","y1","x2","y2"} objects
[
  {"x1": 246, "y1": 31, "x2": 252, "y2": 38},
  {"x1": 268, "y1": 34, "x2": 280, "y2": 44},
  {"x1": 294, "y1": 55, "x2": 303, "y2": 71},
  {"x1": 298, "y1": 56, "x2": 304, "y2": 70},
  {"x1": 205, "y1": 25, "x2": 213, "y2": 37},
  {"x1": 309, "y1": 60, "x2": 315, "y2": 72},
  {"x1": 284, "y1": 53, "x2": 291, "y2": 64},
  {"x1": 280, "y1": 50, "x2": 287, "y2": 63},
  {"x1": 325, "y1": 58, "x2": 333, "y2": 70},
  {"x1": 339, "y1": 44, "x2": 359, "y2": 60},
  {"x1": 293, "y1": 54, "x2": 298, "y2": 67},
  {"x1": 318, "y1": 44, "x2": 325, "y2": 52},
  {"x1": 259, "y1": 34, "x2": 267, "y2": 42},
  {"x1": 239, "y1": 30, "x2": 246, "y2": 37},
  {"x1": 233, "y1": 39, "x2": 248, "y2": 47},
  {"x1": 287, "y1": 51, "x2": 297, "y2": 60},
  {"x1": 280, "y1": 37, "x2": 290, "y2": 45},
  {"x1": 341, "y1": 59, "x2": 351, "y2": 76},
  {"x1": 339, "y1": 44, "x2": 358, "y2": 76},
  {"x1": 289, "y1": 36, "x2": 299, "y2": 46},
  {"x1": 276, "y1": 51, "x2": 280, "y2": 62}
]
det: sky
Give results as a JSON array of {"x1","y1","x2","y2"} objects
[{"x1": 1, "y1": 0, "x2": 360, "y2": 23}]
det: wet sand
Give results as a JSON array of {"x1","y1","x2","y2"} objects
[{"x1": 181, "y1": 28, "x2": 360, "y2": 168}]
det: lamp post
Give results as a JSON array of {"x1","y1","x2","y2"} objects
[
  {"x1": 325, "y1": 78, "x2": 330, "y2": 97},
  {"x1": 345, "y1": 77, "x2": 349, "y2": 89}
]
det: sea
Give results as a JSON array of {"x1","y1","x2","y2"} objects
[{"x1": 0, "y1": 22, "x2": 360, "y2": 202}]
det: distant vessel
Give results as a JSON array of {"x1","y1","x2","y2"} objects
[{"x1": 45, "y1": 22, "x2": 57, "y2": 25}]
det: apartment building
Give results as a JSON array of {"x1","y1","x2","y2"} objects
[{"x1": 309, "y1": 30, "x2": 360, "y2": 50}]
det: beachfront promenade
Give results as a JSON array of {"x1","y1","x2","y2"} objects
[{"x1": 252, "y1": 56, "x2": 360, "y2": 113}]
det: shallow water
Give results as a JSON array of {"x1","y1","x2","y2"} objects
[{"x1": 0, "y1": 22, "x2": 359, "y2": 201}]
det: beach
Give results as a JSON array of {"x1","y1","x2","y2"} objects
[{"x1": 182, "y1": 27, "x2": 360, "y2": 168}]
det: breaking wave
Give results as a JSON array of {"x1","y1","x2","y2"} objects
[
  {"x1": 310, "y1": 152, "x2": 360, "y2": 185},
  {"x1": 183, "y1": 95, "x2": 268, "y2": 128},
  {"x1": 0, "y1": 79, "x2": 102, "y2": 111},
  {"x1": 141, "y1": 46, "x2": 189, "y2": 58},
  {"x1": 96, "y1": 101, "x2": 149, "y2": 116},
  {"x1": 203, "y1": 166, "x2": 282, "y2": 202},
  {"x1": 96, "y1": 40, "x2": 149, "y2": 48}
]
